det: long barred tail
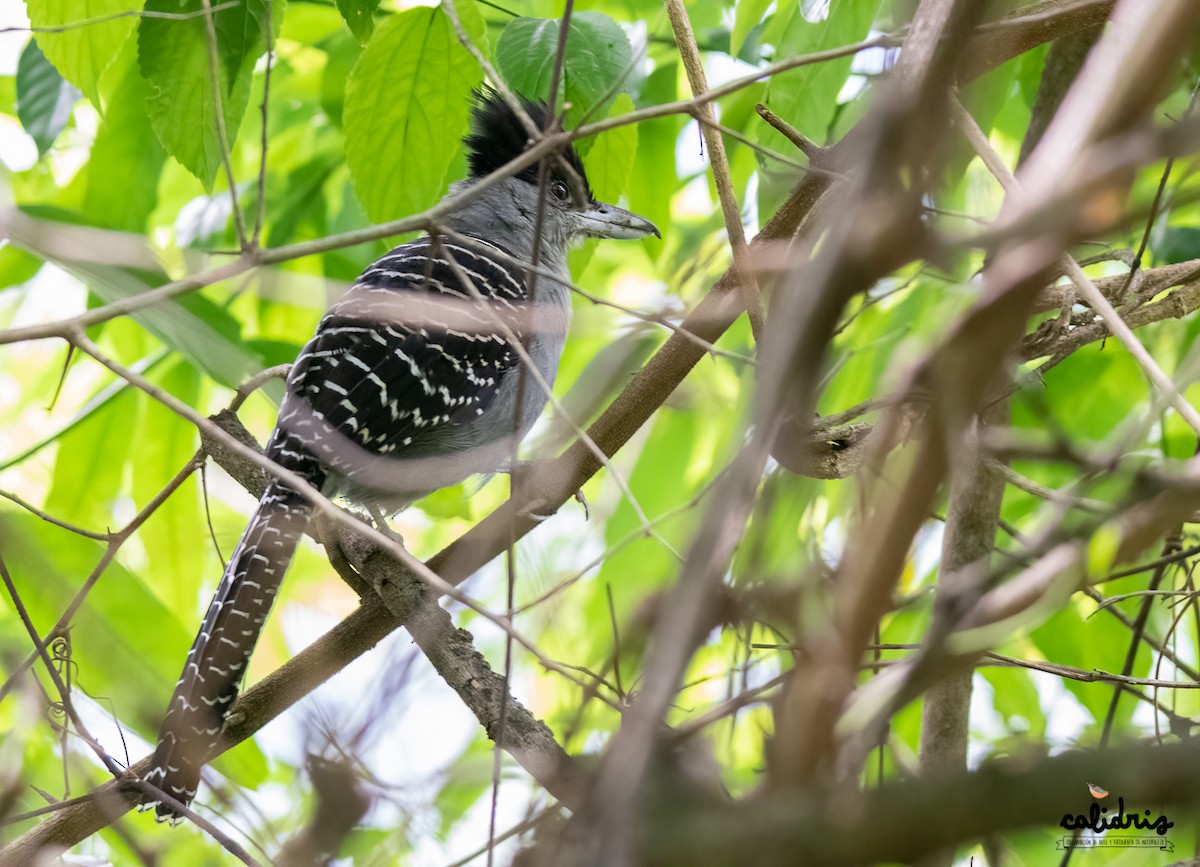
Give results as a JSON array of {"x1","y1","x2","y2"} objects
[{"x1": 146, "y1": 479, "x2": 316, "y2": 820}]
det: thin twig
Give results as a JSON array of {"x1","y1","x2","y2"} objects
[
  {"x1": 251, "y1": 0, "x2": 274, "y2": 247},
  {"x1": 0, "y1": 489, "x2": 110, "y2": 541},
  {"x1": 0, "y1": 453, "x2": 204, "y2": 705},
  {"x1": 951, "y1": 95, "x2": 1200, "y2": 436},
  {"x1": 0, "y1": 2, "x2": 239, "y2": 34},
  {"x1": 665, "y1": 0, "x2": 764, "y2": 343},
  {"x1": 754, "y1": 103, "x2": 824, "y2": 160},
  {"x1": 198, "y1": 0, "x2": 248, "y2": 249}
]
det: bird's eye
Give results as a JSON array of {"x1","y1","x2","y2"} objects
[{"x1": 550, "y1": 180, "x2": 570, "y2": 202}]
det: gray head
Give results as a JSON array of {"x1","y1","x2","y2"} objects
[{"x1": 442, "y1": 89, "x2": 659, "y2": 274}]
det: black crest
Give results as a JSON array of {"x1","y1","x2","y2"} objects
[{"x1": 464, "y1": 88, "x2": 592, "y2": 199}]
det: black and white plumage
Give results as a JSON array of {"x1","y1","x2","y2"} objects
[{"x1": 146, "y1": 90, "x2": 658, "y2": 820}]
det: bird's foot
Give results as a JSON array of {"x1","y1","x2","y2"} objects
[{"x1": 366, "y1": 504, "x2": 404, "y2": 543}]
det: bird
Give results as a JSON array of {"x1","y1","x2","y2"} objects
[{"x1": 145, "y1": 88, "x2": 659, "y2": 821}]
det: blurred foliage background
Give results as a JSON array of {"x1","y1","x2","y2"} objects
[{"x1": 2, "y1": 0, "x2": 1200, "y2": 863}]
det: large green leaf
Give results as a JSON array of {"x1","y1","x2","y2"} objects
[
  {"x1": 453, "y1": 0, "x2": 489, "y2": 57},
  {"x1": 6, "y1": 210, "x2": 267, "y2": 388},
  {"x1": 0, "y1": 241, "x2": 43, "y2": 291},
  {"x1": 319, "y1": 31, "x2": 360, "y2": 127},
  {"x1": 131, "y1": 361, "x2": 206, "y2": 615},
  {"x1": 15, "y1": 39, "x2": 81, "y2": 156},
  {"x1": 756, "y1": 0, "x2": 880, "y2": 219},
  {"x1": 0, "y1": 512, "x2": 268, "y2": 788},
  {"x1": 335, "y1": 0, "x2": 380, "y2": 43},
  {"x1": 583, "y1": 93, "x2": 637, "y2": 204},
  {"x1": 570, "y1": 93, "x2": 638, "y2": 275},
  {"x1": 628, "y1": 61, "x2": 680, "y2": 261},
  {"x1": 137, "y1": 0, "x2": 281, "y2": 188},
  {"x1": 0, "y1": 512, "x2": 188, "y2": 725},
  {"x1": 26, "y1": 0, "x2": 143, "y2": 105},
  {"x1": 494, "y1": 12, "x2": 633, "y2": 126},
  {"x1": 84, "y1": 61, "x2": 166, "y2": 231},
  {"x1": 732, "y1": 0, "x2": 773, "y2": 59},
  {"x1": 45, "y1": 386, "x2": 143, "y2": 532},
  {"x1": 343, "y1": 4, "x2": 482, "y2": 222}
]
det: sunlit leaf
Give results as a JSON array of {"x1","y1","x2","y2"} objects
[
  {"x1": 495, "y1": 12, "x2": 633, "y2": 126},
  {"x1": 138, "y1": 0, "x2": 281, "y2": 188},
  {"x1": 26, "y1": 0, "x2": 142, "y2": 105},
  {"x1": 453, "y1": 0, "x2": 489, "y2": 58},
  {"x1": 335, "y1": 0, "x2": 380, "y2": 43},
  {"x1": 130, "y1": 360, "x2": 205, "y2": 614},
  {"x1": 344, "y1": 4, "x2": 482, "y2": 222},
  {"x1": 756, "y1": 0, "x2": 879, "y2": 219},
  {"x1": 0, "y1": 241, "x2": 43, "y2": 290},
  {"x1": 732, "y1": 0, "x2": 772, "y2": 59},
  {"x1": 15, "y1": 40, "x2": 80, "y2": 156},
  {"x1": 0, "y1": 512, "x2": 188, "y2": 723},
  {"x1": 84, "y1": 61, "x2": 166, "y2": 231},
  {"x1": 571, "y1": 92, "x2": 638, "y2": 275},
  {"x1": 45, "y1": 387, "x2": 143, "y2": 532}
]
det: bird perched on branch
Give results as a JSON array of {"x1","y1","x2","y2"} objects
[{"x1": 146, "y1": 88, "x2": 658, "y2": 820}]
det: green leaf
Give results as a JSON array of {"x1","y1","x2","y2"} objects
[
  {"x1": 84, "y1": 62, "x2": 166, "y2": 231},
  {"x1": 46, "y1": 387, "x2": 143, "y2": 531},
  {"x1": 628, "y1": 61, "x2": 680, "y2": 260},
  {"x1": 16, "y1": 39, "x2": 81, "y2": 156},
  {"x1": 454, "y1": 0, "x2": 489, "y2": 58},
  {"x1": 266, "y1": 147, "x2": 340, "y2": 246},
  {"x1": 7, "y1": 214, "x2": 266, "y2": 388},
  {"x1": 1154, "y1": 226, "x2": 1200, "y2": 265},
  {"x1": 0, "y1": 511, "x2": 191, "y2": 725},
  {"x1": 131, "y1": 361, "x2": 205, "y2": 615},
  {"x1": 1030, "y1": 602, "x2": 1137, "y2": 729},
  {"x1": 757, "y1": 0, "x2": 880, "y2": 219},
  {"x1": 571, "y1": 93, "x2": 637, "y2": 274},
  {"x1": 26, "y1": 0, "x2": 143, "y2": 105},
  {"x1": 319, "y1": 31, "x2": 360, "y2": 127},
  {"x1": 89, "y1": 266, "x2": 265, "y2": 389},
  {"x1": 418, "y1": 483, "x2": 472, "y2": 520},
  {"x1": 0, "y1": 241, "x2": 43, "y2": 291},
  {"x1": 335, "y1": 0, "x2": 379, "y2": 43},
  {"x1": 137, "y1": 0, "x2": 280, "y2": 188},
  {"x1": 583, "y1": 93, "x2": 637, "y2": 204},
  {"x1": 732, "y1": 0, "x2": 773, "y2": 59},
  {"x1": 981, "y1": 665, "x2": 1046, "y2": 741},
  {"x1": 1086, "y1": 522, "x2": 1121, "y2": 579},
  {"x1": 0, "y1": 73, "x2": 15, "y2": 115},
  {"x1": 494, "y1": 12, "x2": 633, "y2": 126},
  {"x1": 343, "y1": 4, "x2": 482, "y2": 222}
]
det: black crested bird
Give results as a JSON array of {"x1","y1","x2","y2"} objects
[{"x1": 146, "y1": 89, "x2": 659, "y2": 820}]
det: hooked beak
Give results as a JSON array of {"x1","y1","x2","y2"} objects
[{"x1": 576, "y1": 201, "x2": 660, "y2": 240}]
